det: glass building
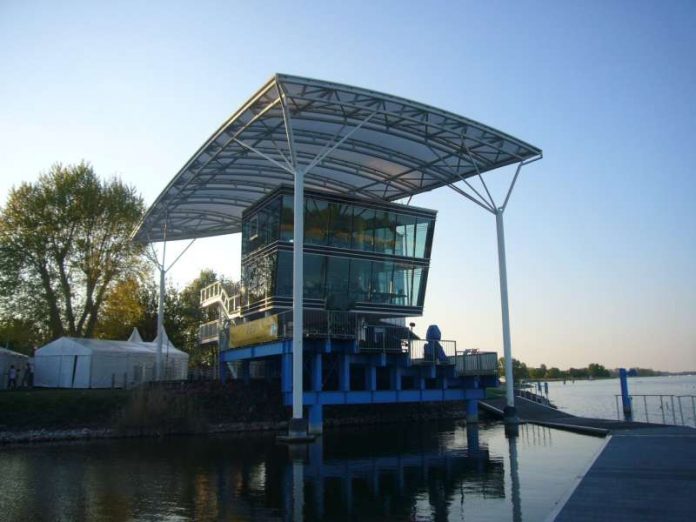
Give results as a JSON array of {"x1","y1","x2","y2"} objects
[{"x1": 240, "y1": 185, "x2": 436, "y2": 318}]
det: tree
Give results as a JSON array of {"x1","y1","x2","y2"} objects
[
  {"x1": 0, "y1": 162, "x2": 145, "y2": 340},
  {"x1": 587, "y1": 363, "x2": 610, "y2": 378},
  {"x1": 94, "y1": 275, "x2": 149, "y2": 341},
  {"x1": 498, "y1": 357, "x2": 529, "y2": 382}
]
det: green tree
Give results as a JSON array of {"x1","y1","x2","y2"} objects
[
  {"x1": 0, "y1": 317, "x2": 42, "y2": 356},
  {"x1": 498, "y1": 357, "x2": 529, "y2": 382},
  {"x1": 94, "y1": 275, "x2": 149, "y2": 340},
  {"x1": 0, "y1": 162, "x2": 145, "y2": 340},
  {"x1": 546, "y1": 367, "x2": 562, "y2": 379},
  {"x1": 587, "y1": 363, "x2": 610, "y2": 378}
]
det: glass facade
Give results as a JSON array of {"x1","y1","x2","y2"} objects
[
  {"x1": 245, "y1": 194, "x2": 434, "y2": 259},
  {"x1": 241, "y1": 188, "x2": 435, "y2": 314}
]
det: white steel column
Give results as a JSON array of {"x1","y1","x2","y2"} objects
[
  {"x1": 495, "y1": 208, "x2": 514, "y2": 409},
  {"x1": 292, "y1": 168, "x2": 304, "y2": 420},
  {"x1": 156, "y1": 240, "x2": 166, "y2": 381}
]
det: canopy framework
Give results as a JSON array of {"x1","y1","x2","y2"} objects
[
  {"x1": 134, "y1": 74, "x2": 542, "y2": 431},
  {"x1": 133, "y1": 74, "x2": 541, "y2": 243}
]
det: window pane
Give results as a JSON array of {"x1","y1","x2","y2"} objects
[
  {"x1": 266, "y1": 197, "x2": 281, "y2": 244},
  {"x1": 415, "y1": 218, "x2": 430, "y2": 258},
  {"x1": 276, "y1": 251, "x2": 292, "y2": 297},
  {"x1": 303, "y1": 254, "x2": 325, "y2": 298},
  {"x1": 412, "y1": 267, "x2": 424, "y2": 306},
  {"x1": 349, "y1": 258, "x2": 372, "y2": 302},
  {"x1": 373, "y1": 211, "x2": 395, "y2": 254},
  {"x1": 325, "y1": 256, "x2": 350, "y2": 297},
  {"x1": 352, "y1": 207, "x2": 374, "y2": 252},
  {"x1": 304, "y1": 198, "x2": 328, "y2": 245},
  {"x1": 395, "y1": 214, "x2": 416, "y2": 257},
  {"x1": 392, "y1": 262, "x2": 413, "y2": 306},
  {"x1": 280, "y1": 195, "x2": 294, "y2": 241},
  {"x1": 370, "y1": 261, "x2": 394, "y2": 304},
  {"x1": 328, "y1": 202, "x2": 353, "y2": 248}
]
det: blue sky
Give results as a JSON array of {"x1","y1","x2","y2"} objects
[{"x1": 1, "y1": 1, "x2": 694, "y2": 371}]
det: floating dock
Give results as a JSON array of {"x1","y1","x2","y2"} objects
[{"x1": 481, "y1": 397, "x2": 696, "y2": 521}]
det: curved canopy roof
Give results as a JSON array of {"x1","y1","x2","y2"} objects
[{"x1": 134, "y1": 74, "x2": 541, "y2": 242}]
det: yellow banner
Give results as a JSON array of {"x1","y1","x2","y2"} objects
[{"x1": 229, "y1": 315, "x2": 279, "y2": 348}]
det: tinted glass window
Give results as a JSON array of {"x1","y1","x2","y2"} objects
[
  {"x1": 305, "y1": 198, "x2": 329, "y2": 245},
  {"x1": 325, "y1": 256, "x2": 350, "y2": 296},
  {"x1": 276, "y1": 251, "x2": 292, "y2": 297},
  {"x1": 304, "y1": 254, "x2": 325, "y2": 298},
  {"x1": 352, "y1": 207, "x2": 375, "y2": 252},
  {"x1": 280, "y1": 195, "x2": 294, "y2": 241},
  {"x1": 328, "y1": 202, "x2": 353, "y2": 249},
  {"x1": 349, "y1": 258, "x2": 372, "y2": 302},
  {"x1": 370, "y1": 261, "x2": 394, "y2": 304},
  {"x1": 395, "y1": 214, "x2": 416, "y2": 257},
  {"x1": 376, "y1": 210, "x2": 398, "y2": 255},
  {"x1": 415, "y1": 218, "x2": 431, "y2": 258}
]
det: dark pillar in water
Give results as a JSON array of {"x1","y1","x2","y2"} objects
[
  {"x1": 619, "y1": 368, "x2": 633, "y2": 421},
  {"x1": 466, "y1": 420, "x2": 480, "y2": 452},
  {"x1": 309, "y1": 352, "x2": 323, "y2": 434},
  {"x1": 467, "y1": 399, "x2": 479, "y2": 423}
]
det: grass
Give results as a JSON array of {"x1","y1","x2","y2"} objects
[{"x1": 0, "y1": 388, "x2": 131, "y2": 431}]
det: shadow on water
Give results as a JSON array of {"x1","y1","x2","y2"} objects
[{"x1": 0, "y1": 419, "x2": 601, "y2": 521}]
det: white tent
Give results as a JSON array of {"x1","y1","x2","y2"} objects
[
  {"x1": 0, "y1": 347, "x2": 30, "y2": 389},
  {"x1": 35, "y1": 338, "x2": 154, "y2": 388},
  {"x1": 141, "y1": 328, "x2": 189, "y2": 381}
]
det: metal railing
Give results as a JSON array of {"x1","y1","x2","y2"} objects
[
  {"x1": 615, "y1": 394, "x2": 696, "y2": 427},
  {"x1": 408, "y1": 338, "x2": 457, "y2": 363},
  {"x1": 457, "y1": 351, "x2": 498, "y2": 376},
  {"x1": 199, "y1": 320, "x2": 219, "y2": 343},
  {"x1": 200, "y1": 281, "x2": 243, "y2": 319}
]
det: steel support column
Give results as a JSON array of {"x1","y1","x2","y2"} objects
[
  {"x1": 292, "y1": 167, "x2": 304, "y2": 421},
  {"x1": 496, "y1": 209, "x2": 516, "y2": 418}
]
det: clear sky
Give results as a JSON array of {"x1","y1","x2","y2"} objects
[{"x1": 1, "y1": 1, "x2": 694, "y2": 371}]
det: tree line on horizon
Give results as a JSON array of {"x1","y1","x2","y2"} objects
[
  {"x1": 497, "y1": 357, "x2": 663, "y2": 382},
  {"x1": 0, "y1": 162, "x2": 223, "y2": 367}
]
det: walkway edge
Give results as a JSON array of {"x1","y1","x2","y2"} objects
[{"x1": 544, "y1": 434, "x2": 613, "y2": 522}]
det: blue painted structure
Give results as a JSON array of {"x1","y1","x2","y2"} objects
[
  {"x1": 619, "y1": 367, "x2": 632, "y2": 420},
  {"x1": 220, "y1": 334, "x2": 497, "y2": 433}
]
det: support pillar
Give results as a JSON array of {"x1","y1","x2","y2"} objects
[
  {"x1": 156, "y1": 245, "x2": 166, "y2": 381},
  {"x1": 339, "y1": 353, "x2": 350, "y2": 392},
  {"x1": 391, "y1": 367, "x2": 402, "y2": 391},
  {"x1": 309, "y1": 404, "x2": 323, "y2": 435},
  {"x1": 281, "y1": 353, "x2": 292, "y2": 393},
  {"x1": 366, "y1": 365, "x2": 377, "y2": 391},
  {"x1": 496, "y1": 209, "x2": 518, "y2": 424},
  {"x1": 290, "y1": 166, "x2": 307, "y2": 437},
  {"x1": 466, "y1": 398, "x2": 479, "y2": 423},
  {"x1": 309, "y1": 352, "x2": 323, "y2": 434}
]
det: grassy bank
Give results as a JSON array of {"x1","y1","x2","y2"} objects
[
  {"x1": 0, "y1": 381, "x2": 287, "y2": 435},
  {"x1": 0, "y1": 388, "x2": 131, "y2": 431}
]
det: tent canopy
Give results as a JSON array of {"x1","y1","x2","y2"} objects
[
  {"x1": 37, "y1": 337, "x2": 153, "y2": 357},
  {"x1": 134, "y1": 74, "x2": 542, "y2": 243}
]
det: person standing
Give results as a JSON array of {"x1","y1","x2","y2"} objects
[
  {"x1": 8, "y1": 365, "x2": 17, "y2": 390},
  {"x1": 21, "y1": 362, "x2": 33, "y2": 388}
]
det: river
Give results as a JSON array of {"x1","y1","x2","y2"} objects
[
  {"x1": 545, "y1": 374, "x2": 696, "y2": 427},
  {"x1": 1, "y1": 375, "x2": 693, "y2": 520},
  {"x1": 0, "y1": 420, "x2": 602, "y2": 521}
]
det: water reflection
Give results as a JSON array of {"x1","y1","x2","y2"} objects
[{"x1": 0, "y1": 420, "x2": 602, "y2": 521}]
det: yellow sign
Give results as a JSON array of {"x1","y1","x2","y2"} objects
[{"x1": 229, "y1": 315, "x2": 279, "y2": 348}]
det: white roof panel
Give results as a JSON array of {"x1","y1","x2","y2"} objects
[{"x1": 134, "y1": 74, "x2": 541, "y2": 242}]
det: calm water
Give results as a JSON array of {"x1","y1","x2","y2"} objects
[
  {"x1": 0, "y1": 420, "x2": 603, "y2": 521},
  {"x1": 546, "y1": 374, "x2": 696, "y2": 426}
]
